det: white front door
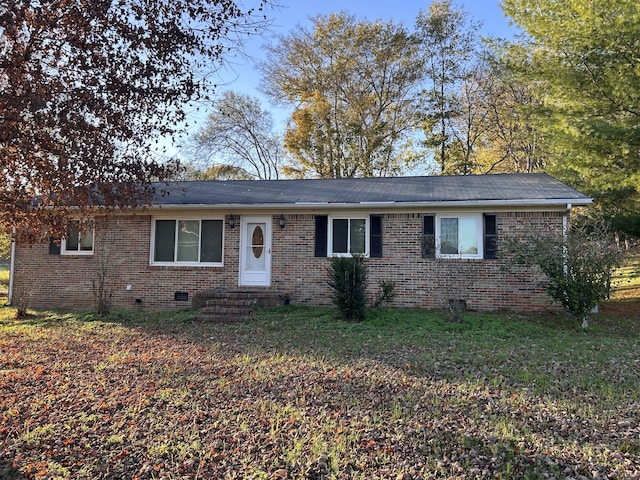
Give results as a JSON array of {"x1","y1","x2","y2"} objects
[{"x1": 239, "y1": 216, "x2": 272, "y2": 286}]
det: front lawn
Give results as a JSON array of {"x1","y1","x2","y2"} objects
[{"x1": 1, "y1": 306, "x2": 639, "y2": 479}]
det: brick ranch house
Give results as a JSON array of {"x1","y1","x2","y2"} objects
[{"x1": 9, "y1": 173, "x2": 591, "y2": 313}]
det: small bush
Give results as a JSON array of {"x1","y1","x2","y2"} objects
[
  {"x1": 9, "y1": 262, "x2": 35, "y2": 319},
  {"x1": 92, "y1": 227, "x2": 119, "y2": 316},
  {"x1": 373, "y1": 280, "x2": 396, "y2": 307},
  {"x1": 327, "y1": 256, "x2": 367, "y2": 321},
  {"x1": 506, "y1": 219, "x2": 624, "y2": 328}
]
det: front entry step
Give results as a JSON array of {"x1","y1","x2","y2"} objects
[{"x1": 194, "y1": 289, "x2": 290, "y2": 323}]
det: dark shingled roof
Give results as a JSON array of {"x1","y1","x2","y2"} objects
[{"x1": 152, "y1": 173, "x2": 591, "y2": 208}]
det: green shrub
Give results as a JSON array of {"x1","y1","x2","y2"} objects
[
  {"x1": 506, "y1": 219, "x2": 624, "y2": 328},
  {"x1": 373, "y1": 280, "x2": 396, "y2": 307},
  {"x1": 327, "y1": 256, "x2": 367, "y2": 321}
]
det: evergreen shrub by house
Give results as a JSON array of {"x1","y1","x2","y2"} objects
[{"x1": 327, "y1": 256, "x2": 367, "y2": 321}]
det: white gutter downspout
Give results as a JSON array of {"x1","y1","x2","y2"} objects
[
  {"x1": 563, "y1": 204, "x2": 571, "y2": 237},
  {"x1": 7, "y1": 228, "x2": 15, "y2": 305},
  {"x1": 562, "y1": 203, "x2": 571, "y2": 275}
]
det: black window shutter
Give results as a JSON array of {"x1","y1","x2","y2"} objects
[
  {"x1": 484, "y1": 214, "x2": 498, "y2": 259},
  {"x1": 314, "y1": 215, "x2": 328, "y2": 257},
  {"x1": 370, "y1": 215, "x2": 382, "y2": 258},
  {"x1": 422, "y1": 215, "x2": 435, "y2": 258},
  {"x1": 49, "y1": 236, "x2": 61, "y2": 255}
]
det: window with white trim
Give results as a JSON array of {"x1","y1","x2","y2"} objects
[
  {"x1": 61, "y1": 221, "x2": 94, "y2": 255},
  {"x1": 436, "y1": 214, "x2": 483, "y2": 259},
  {"x1": 151, "y1": 218, "x2": 224, "y2": 266},
  {"x1": 328, "y1": 216, "x2": 369, "y2": 257}
]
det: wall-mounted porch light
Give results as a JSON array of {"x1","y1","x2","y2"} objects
[
  {"x1": 228, "y1": 214, "x2": 236, "y2": 229},
  {"x1": 279, "y1": 214, "x2": 286, "y2": 229}
]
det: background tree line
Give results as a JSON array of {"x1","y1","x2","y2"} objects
[
  {"x1": 188, "y1": 0, "x2": 639, "y2": 237},
  {"x1": 1, "y1": 0, "x2": 638, "y2": 239}
]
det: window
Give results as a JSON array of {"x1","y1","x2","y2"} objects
[
  {"x1": 61, "y1": 221, "x2": 94, "y2": 255},
  {"x1": 315, "y1": 215, "x2": 382, "y2": 258},
  {"x1": 421, "y1": 213, "x2": 498, "y2": 260},
  {"x1": 438, "y1": 216, "x2": 480, "y2": 257},
  {"x1": 329, "y1": 216, "x2": 368, "y2": 256},
  {"x1": 151, "y1": 218, "x2": 223, "y2": 266}
]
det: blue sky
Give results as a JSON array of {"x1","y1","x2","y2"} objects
[
  {"x1": 174, "y1": 0, "x2": 519, "y2": 159},
  {"x1": 263, "y1": 0, "x2": 517, "y2": 39},
  {"x1": 216, "y1": 0, "x2": 518, "y2": 90}
]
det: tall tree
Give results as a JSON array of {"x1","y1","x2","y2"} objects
[
  {"x1": 1, "y1": 0, "x2": 269, "y2": 241},
  {"x1": 471, "y1": 47, "x2": 549, "y2": 174},
  {"x1": 499, "y1": 0, "x2": 640, "y2": 235},
  {"x1": 260, "y1": 12, "x2": 426, "y2": 178},
  {"x1": 191, "y1": 90, "x2": 282, "y2": 180},
  {"x1": 416, "y1": 0, "x2": 481, "y2": 173},
  {"x1": 445, "y1": 62, "x2": 492, "y2": 175}
]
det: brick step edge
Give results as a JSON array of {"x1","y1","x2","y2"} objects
[
  {"x1": 200, "y1": 306, "x2": 255, "y2": 315},
  {"x1": 195, "y1": 314, "x2": 248, "y2": 323},
  {"x1": 203, "y1": 299, "x2": 257, "y2": 308}
]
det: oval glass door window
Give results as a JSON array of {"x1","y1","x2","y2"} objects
[{"x1": 251, "y1": 225, "x2": 264, "y2": 258}]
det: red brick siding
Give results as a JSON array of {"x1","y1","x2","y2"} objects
[
  {"x1": 13, "y1": 211, "x2": 564, "y2": 312},
  {"x1": 360, "y1": 212, "x2": 562, "y2": 311}
]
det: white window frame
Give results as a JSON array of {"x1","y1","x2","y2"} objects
[
  {"x1": 435, "y1": 213, "x2": 483, "y2": 259},
  {"x1": 328, "y1": 215, "x2": 370, "y2": 257},
  {"x1": 150, "y1": 217, "x2": 225, "y2": 267},
  {"x1": 61, "y1": 221, "x2": 94, "y2": 256}
]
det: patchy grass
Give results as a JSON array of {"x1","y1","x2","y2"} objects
[{"x1": 1, "y1": 306, "x2": 639, "y2": 479}]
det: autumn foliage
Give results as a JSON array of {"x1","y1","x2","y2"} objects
[{"x1": 0, "y1": 0, "x2": 268, "y2": 241}]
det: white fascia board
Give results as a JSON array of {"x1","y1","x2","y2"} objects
[{"x1": 148, "y1": 197, "x2": 592, "y2": 211}]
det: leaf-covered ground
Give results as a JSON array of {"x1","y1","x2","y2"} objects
[{"x1": 1, "y1": 307, "x2": 639, "y2": 479}]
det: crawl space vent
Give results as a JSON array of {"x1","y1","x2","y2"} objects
[{"x1": 174, "y1": 291, "x2": 189, "y2": 302}]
